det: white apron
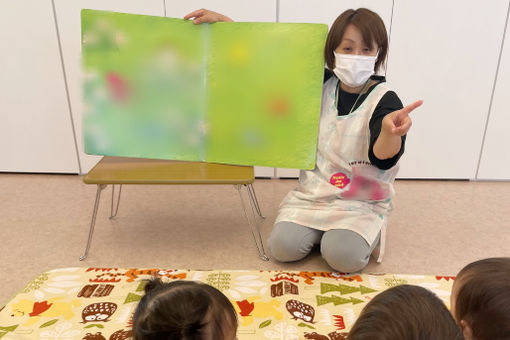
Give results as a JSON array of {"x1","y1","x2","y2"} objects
[{"x1": 275, "y1": 77, "x2": 399, "y2": 246}]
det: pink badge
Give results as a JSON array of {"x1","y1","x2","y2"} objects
[{"x1": 330, "y1": 172, "x2": 350, "y2": 189}]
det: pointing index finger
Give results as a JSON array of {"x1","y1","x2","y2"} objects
[{"x1": 400, "y1": 100, "x2": 424, "y2": 116}]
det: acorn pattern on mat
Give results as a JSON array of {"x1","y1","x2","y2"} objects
[{"x1": 82, "y1": 302, "x2": 117, "y2": 323}]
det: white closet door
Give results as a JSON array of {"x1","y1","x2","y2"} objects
[
  {"x1": 279, "y1": 0, "x2": 393, "y2": 33},
  {"x1": 166, "y1": 0, "x2": 277, "y2": 177},
  {"x1": 477, "y1": 4, "x2": 510, "y2": 180},
  {"x1": 54, "y1": 0, "x2": 164, "y2": 174},
  {"x1": 164, "y1": 0, "x2": 276, "y2": 22},
  {"x1": 0, "y1": 0, "x2": 79, "y2": 173},
  {"x1": 387, "y1": 0, "x2": 509, "y2": 179}
]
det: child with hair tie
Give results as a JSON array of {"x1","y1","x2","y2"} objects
[{"x1": 132, "y1": 278, "x2": 238, "y2": 340}]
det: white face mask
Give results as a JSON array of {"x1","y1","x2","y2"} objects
[{"x1": 333, "y1": 52, "x2": 377, "y2": 88}]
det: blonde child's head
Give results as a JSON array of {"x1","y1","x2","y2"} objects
[
  {"x1": 451, "y1": 257, "x2": 510, "y2": 340},
  {"x1": 133, "y1": 278, "x2": 238, "y2": 340}
]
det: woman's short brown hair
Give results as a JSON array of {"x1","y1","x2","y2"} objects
[
  {"x1": 455, "y1": 257, "x2": 510, "y2": 340},
  {"x1": 324, "y1": 8, "x2": 388, "y2": 73},
  {"x1": 347, "y1": 284, "x2": 463, "y2": 340}
]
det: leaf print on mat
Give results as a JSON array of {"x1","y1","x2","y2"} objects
[
  {"x1": 298, "y1": 322, "x2": 315, "y2": 329},
  {"x1": 40, "y1": 319, "x2": 59, "y2": 328},
  {"x1": 259, "y1": 320, "x2": 272, "y2": 328},
  {"x1": 84, "y1": 324, "x2": 104, "y2": 329},
  {"x1": 227, "y1": 274, "x2": 267, "y2": 299}
]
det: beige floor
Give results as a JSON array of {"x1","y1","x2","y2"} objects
[{"x1": 1, "y1": 173, "x2": 509, "y2": 306}]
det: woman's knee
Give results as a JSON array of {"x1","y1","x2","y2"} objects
[
  {"x1": 320, "y1": 229, "x2": 375, "y2": 273},
  {"x1": 268, "y1": 222, "x2": 321, "y2": 262}
]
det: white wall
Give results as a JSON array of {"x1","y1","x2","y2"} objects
[
  {"x1": 477, "y1": 4, "x2": 510, "y2": 180},
  {"x1": 165, "y1": 0, "x2": 276, "y2": 22},
  {"x1": 279, "y1": 0, "x2": 393, "y2": 35},
  {"x1": 387, "y1": 0, "x2": 509, "y2": 179},
  {"x1": 2, "y1": 0, "x2": 510, "y2": 180},
  {"x1": 0, "y1": 0, "x2": 79, "y2": 173}
]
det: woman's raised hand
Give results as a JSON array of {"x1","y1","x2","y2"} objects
[
  {"x1": 184, "y1": 9, "x2": 233, "y2": 24},
  {"x1": 382, "y1": 100, "x2": 423, "y2": 136}
]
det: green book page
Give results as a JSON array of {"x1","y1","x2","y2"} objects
[
  {"x1": 206, "y1": 22, "x2": 327, "y2": 169},
  {"x1": 82, "y1": 9, "x2": 206, "y2": 161},
  {"x1": 82, "y1": 10, "x2": 327, "y2": 169}
]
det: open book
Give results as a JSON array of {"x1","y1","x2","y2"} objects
[{"x1": 82, "y1": 9, "x2": 327, "y2": 169}]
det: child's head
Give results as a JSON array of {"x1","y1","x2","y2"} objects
[
  {"x1": 347, "y1": 284, "x2": 463, "y2": 340},
  {"x1": 133, "y1": 278, "x2": 238, "y2": 340},
  {"x1": 324, "y1": 8, "x2": 388, "y2": 73},
  {"x1": 451, "y1": 257, "x2": 510, "y2": 340}
]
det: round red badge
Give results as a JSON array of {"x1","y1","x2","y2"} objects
[{"x1": 330, "y1": 172, "x2": 350, "y2": 189}]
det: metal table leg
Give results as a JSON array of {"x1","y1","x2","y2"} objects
[
  {"x1": 236, "y1": 184, "x2": 269, "y2": 261},
  {"x1": 247, "y1": 183, "x2": 265, "y2": 219},
  {"x1": 109, "y1": 184, "x2": 122, "y2": 219},
  {"x1": 80, "y1": 184, "x2": 107, "y2": 261}
]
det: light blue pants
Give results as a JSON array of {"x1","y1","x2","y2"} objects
[{"x1": 267, "y1": 221, "x2": 380, "y2": 273}]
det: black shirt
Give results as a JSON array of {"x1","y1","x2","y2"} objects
[{"x1": 324, "y1": 69, "x2": 405, "y2": 170}]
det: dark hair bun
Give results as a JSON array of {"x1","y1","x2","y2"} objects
[
  {"x1": 144, "y1": 277, "x2": 164, "y2": 294},
  {"x1": 183, "y1": 321, "x2": 204, "y2": 337}
]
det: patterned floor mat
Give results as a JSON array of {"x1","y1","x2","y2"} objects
[{"x1": 0, "y1": 268, "x2": 456, "y2": 339}]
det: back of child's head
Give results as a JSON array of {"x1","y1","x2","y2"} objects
[
  {"x1": 347, "y1": 284, "x2": 463, "y2": 340},
  {"x1": 452, "y1": 257, "x2": 510, "y2": 340},
  {"x1": 132, "y1": 278, "x2": 238, "y2": 340}
]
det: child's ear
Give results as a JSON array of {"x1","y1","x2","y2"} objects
[{"x1": 460, "y1": 320, "x2": 473, "y2": 340}]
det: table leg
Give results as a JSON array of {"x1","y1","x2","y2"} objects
[
  {"x1": 236, "y1": 184, "x2": 269, "y2": 261},
  {"x1": 110, "y1": 184, "x2": 122, "y2": 219},
  {"x1": 247, "y1": 183, "x2": 265, "y2": 219},
  {"x1": 80, "y1": 184, "x2": 106, "y2": 261}
]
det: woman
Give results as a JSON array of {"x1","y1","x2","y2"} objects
[{"x1": 185, "y1": 8, "x2": 422, "y2": 272}]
